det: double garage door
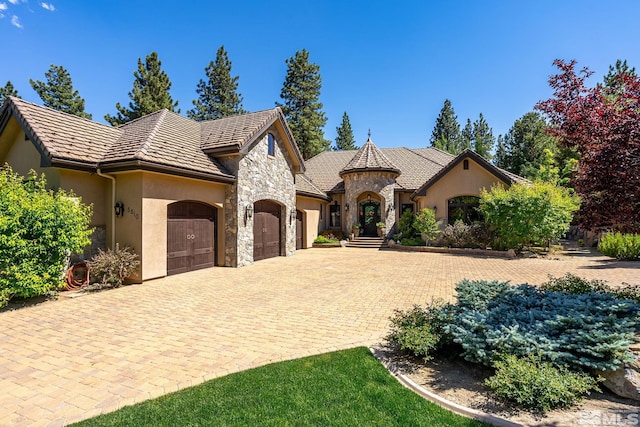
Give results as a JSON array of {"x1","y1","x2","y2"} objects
[{"x1": 167, "y1": 201, "x2": 216, "y2": 275}]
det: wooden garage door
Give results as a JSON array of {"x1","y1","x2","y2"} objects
[
  {"x1": 253, "y1": 200, "x2": 281, "y2": 261},
  {"x1": 296, "y1": 210, "x2": 303, "y2": 250},
  {"x1": 167, "y1": 201, "x2": 216, "y2": 275}
]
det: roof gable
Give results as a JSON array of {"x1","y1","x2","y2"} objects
[
  {"x1": 0, "y1": 96, "x2": 121, "y2": 169},
  {"x1": 200, "y1": 107, "x2": 305, "y2": 173},
  {"x1": 411, "y1": 149, "x2": 519, "y2": 198}
]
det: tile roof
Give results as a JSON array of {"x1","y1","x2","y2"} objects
[
  {"x1": 339, "y1": 137, "x2": 400, "y2": 176},
  {"x1": 101, "y1": 109, "x2": 232, "y2": 178},
  {"x1": 303, "y1": 145, "x2": 457, "y2": 193},
  {"x1": 295, "y1": 174, "x2": 329, "y2": 200},
  {"x1": 200, "y1": 109, "x2": 279, "y2": 152},
  {"x1": 3, "y1": 96, "x2": 120, "y2": 165}
]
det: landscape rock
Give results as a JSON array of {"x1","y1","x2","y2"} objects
[{"x1": 600, "y1": 357, "x2": 640, "y2": 401}]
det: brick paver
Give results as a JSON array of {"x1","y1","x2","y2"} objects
[{"x1": 0, "y1": 248, "x2": 638, "y2": 426}]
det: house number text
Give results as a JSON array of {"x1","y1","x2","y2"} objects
[{"x1": 127, "y1": 206, "x2": 140, "y2": 220}]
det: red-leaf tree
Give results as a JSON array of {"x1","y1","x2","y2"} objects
[{"x1": 536, "y1": 59, "x2": 640, "y2": 233}]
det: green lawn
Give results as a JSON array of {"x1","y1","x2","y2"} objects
[{"x1": 73, "y1": 347, "x2": 487, "y2": 426}]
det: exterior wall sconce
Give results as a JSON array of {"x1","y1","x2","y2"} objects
[
  {"x1": 114, "y1": 201, "x2": 124, "y2": 217},
  {"x1": 246, "y1": 204, "x2": 254, "y2": 220},
  {"x1": 345, "y1": 203, "x2": 349, "y2": 211},
  {"x1": 367, "y1": 194, "x2": 371, "y2": 201},
  {"x1": 290, "y1": 209, "x2": 297, "y2": 223},
  {"x1": 433, "y1": 206, "x2": 438, "y2": 213}
]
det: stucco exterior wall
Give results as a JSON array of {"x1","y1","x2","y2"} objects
[
  {"x1": 0, "y1": 123, "x2": 60, "y2": 187},
  {"x1": 220, "y1": 127, "x2": 297, "y2": 267},
  {"x1": 296, "y1": 196, "x2": 323, "y2": 248},
  {"x1": 140, "y1": 172, "x2": 226, "y2": 280},
  {"x1": 113, "y1": 172, "x2": 143, "y2": 281},
  {"x1": 414, "y1": 158, "x2": 507, "y2": 224}
]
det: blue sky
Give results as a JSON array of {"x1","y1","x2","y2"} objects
[{"x1": 2, "y1": 1, "x2": 640, "y2": 149}]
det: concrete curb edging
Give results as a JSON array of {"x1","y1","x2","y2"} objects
[
  {"x1": 370, "y1": 348, "x2": 522, "y2": 427},
  {"x1": 386, "y1": 241, "x2": 516, "y2": 259}
]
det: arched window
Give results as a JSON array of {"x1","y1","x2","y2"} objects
[
  {"x1": 448, "y1": 196, "x2": 481, "y2": 224},
  {"x1": 463, "y1": 159, "x2": 469, "y2": 170},
  {"x1": 267, "y1": 133, "x2": 275, "y2": 156}
]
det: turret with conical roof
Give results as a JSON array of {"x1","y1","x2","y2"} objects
[{"x1": 339, "y1": 136, "x2": 400, "y2": 177}]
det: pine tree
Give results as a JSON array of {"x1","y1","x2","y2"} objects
[
  {"x1": 187, "y1": 45, "x2": 245, "y2": 121},
  {"x1": 602, "y1": 59, "x2": 636, "y2": 95},
  {"x1": 105, "y1": 52, "x2": 179, "y2": 126},
  {"x1": 29, "y1": 65, "x2": 91, "y2": 119},
  {"x1": 472, "y1": 113, "x2": 494, "y2": 159},
  {"x1": 502, "y1": 112, "x2": 558, "y2": 178},
  {"x1": 430, "y1": 99, "x2": 461, "y2": 154},
  {"x1": 334, "y1": 112, "x2": 358, "y2": 150},
  {"x1": 276, "y1": 49, "x2": 329, "y2": 159},
  {"x1": 0, "y1": 81, "x2": 19, "y2": 105},
  {"x1": 460, "y1": 118, "x2": 473, "y2": 152},
  {"x1": 494, "y1": 135, "x2": 508, "y2": 168}
]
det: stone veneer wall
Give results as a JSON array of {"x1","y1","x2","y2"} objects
[
  {"x1": 343, "y1": 171, "x2": 397, "y2": 237},
  {"x1": 219, "y1": 127, "x2": 297, "y2": 267}
]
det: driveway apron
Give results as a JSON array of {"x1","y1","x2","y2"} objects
[{"x1": 0, "y1": 248, "x2": 638, "y2": 426}]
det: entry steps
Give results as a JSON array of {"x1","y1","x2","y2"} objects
[{"x1": 346, "y1": 236, "x2": 389, "y2": 249}]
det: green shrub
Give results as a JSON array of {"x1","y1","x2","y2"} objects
[
  {"x1": 313, "y1": 235, "x2": 339, "y2": 244},
  {"x1": 541, "y1": 273, "x2": 640, "y2": 303},
  {"x1": 479, "y1": 181, "x2": 580, "y2": 251},
  {"x1": 0, "y1": 166, "x2": 92, "y2": 307},
  {"x1": 413, "y1": 208, "x2": 439, "y2": 243},
  {"x1": 449, "y1": 282, "x2": 639, "y2": 371},
  {"x1": 385, "y1": 301, "x2": 455, "y2": 360},
  {"x1": 88, "y1": 245, "x2": 140, "y2": 288},
  {"x1": 485, "y1": 354, "x2": 600, "y2": 412},
  {"x1": 397, "y1": 208, "x2": 417, "y2": 240},
  {"x1": 401, "y1": 236, "x2": 425, "y2": 246},
  {"x1": 599, "y1": 232, "x2": 640, "y2": 260}
]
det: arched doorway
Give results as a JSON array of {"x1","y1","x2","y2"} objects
[
  {"x1": 253, "y1": 200, "x2": 282, "y2": 261},
  {"x1": 359, "y1": 200, "x2": 380, "y2": 237},
  {"x1": 167, "y1": 201, "x2": 216, "y2": 275}
]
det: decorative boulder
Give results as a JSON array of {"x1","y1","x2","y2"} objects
[{"x1": 600, "y1": 343, "x2": 640, "y2": 401}]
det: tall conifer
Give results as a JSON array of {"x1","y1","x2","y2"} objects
[
  {"x1": 276, "y1": 49, "x2": 329, "y2": 159},
  {"x1": 430, "y1": 99, "x2": 461, "y2": 154},
  {"x1": 0, "y1": 81, "x2": 19, "y2": 105},
  {"x1": 334, "y1": 112, "x2": 357, "y2": 150},
  {"x1": 30, "y1": 65, "x2": 91, "y2": 119},
  {"x1": 105, "y1": 52, "x2": 179, "y2": 126},
  {"x1": 188, "y1": 45, "x2": 245, "y2": 121}
]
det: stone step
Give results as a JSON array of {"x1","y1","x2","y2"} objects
[{"x1": 346, "y1": 236, "x2": 388, "y2": 249}]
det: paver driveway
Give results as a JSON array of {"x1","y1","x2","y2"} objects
[{"x1": 1, "y1": 248, "x2": 638, "y2": 426}]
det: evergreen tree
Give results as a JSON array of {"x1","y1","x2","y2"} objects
[
  {"x1": 430, "y1": 99, "x2": 461, "y2": 154},
  {"x1": 472, "y1": 113, "x2": 495, "y2": 159},
  {"x1": 501, "y1": 112, "x2": 558, "y2": 178},
  {"x1": 29, "y1": 65, "x2": 91, "y2": 119},
  {"x1": 0, "y1": 81, "x2": 19, "y2": 105},
  {"x1": 602, "y1": 59, "x2": 636, "y2": 95},
  {"x1": 187, "y1": 45, "x2": 245, "y2": 121},
  {"x1": 276, "y1": 49, "x2": 329, "y2": 160},
  {"x1": 460, "y1": 118, "x2": 473, "y2": 152},
  {"x1": 334, "y1": 112, "x2": 358, "y2": 150},
  {"x1": 105, "y1": 52, "x2": 179, "y2": 126},
  {"x1": 494, "y1": 135, "x2": 508, "y2": 168}
]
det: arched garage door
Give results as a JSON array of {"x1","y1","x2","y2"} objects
[
  {"x1": 253, "y1": 200, "x2": 281, "y2": 261},
  {"x1": 167, "y1": 201, "x2": 216, "y2": 275},
  {"x1": 296, "y1": 210, "x2": 303, "y2": 250}
]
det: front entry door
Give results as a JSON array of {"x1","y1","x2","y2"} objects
[
  {"x1": 359, "y1": 201, "x2": 380, "y2": 237},
  {"x1": 167, "y1": 201, "x2": 216, "y2": 275}
]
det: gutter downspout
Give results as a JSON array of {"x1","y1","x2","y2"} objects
[{"x1": 96, "y1": 168, "x2": 116, "y2": 249}]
